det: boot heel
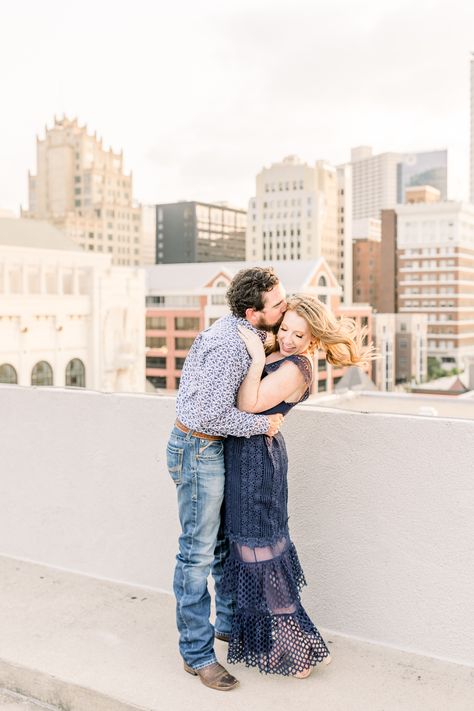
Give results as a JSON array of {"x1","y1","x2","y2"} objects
[{"x1": 184, "y1": 662, "x2": 198, "y2": 676}]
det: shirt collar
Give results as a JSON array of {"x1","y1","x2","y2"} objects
[{"x1": 231, "y1": 315, "x2": 267, "y2": 343}]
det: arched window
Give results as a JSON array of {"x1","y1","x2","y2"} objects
[
  {"x1": 31, "y1": 361, "x2": 53, "y2": 386},
  {"x1": 0, "y1": 363, "x2": 18, "y2": 384},
  {"x1": 65, "y1": 358, "x2": 86, "y2": 388},
  {"x1": 318, "y1": 274, "x2": 327, "y2": 303}
]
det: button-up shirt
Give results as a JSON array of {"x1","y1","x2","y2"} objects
[{"x1": 176, "y1": 314, "x2": 269, "y2": 437}]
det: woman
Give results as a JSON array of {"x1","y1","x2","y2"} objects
[{"x1": 221, "y1": 294, "x2": 370, "y2": 678}]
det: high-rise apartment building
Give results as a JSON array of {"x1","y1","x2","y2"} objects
[
  {"x1": 336, "y1": 164, "x2": 353, "y2": 305},
  {"x1": 348, "y1": 146, "x2": 447, "y2": 221},
  {"x1": 396, "y1": 201, "x2": 474, "y2": 369},
  {"x1": 155, "y1": 201, "x2": 246, "y2": 263},
  {"x1": 23, "y1": 116, "x2": 143, "y2": 266},
  {"x1": 247, "y1": 156, "x2": 352, "y2": 302},
  {"x1": 352, "y1": 212, "x2": 398, "y2": 314}
]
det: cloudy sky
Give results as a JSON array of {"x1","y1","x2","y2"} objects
[{"x1": 1, "y1": 0, "x2": 474, "y2": 213}]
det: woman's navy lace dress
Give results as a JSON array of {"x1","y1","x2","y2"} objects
[{"x1": 222, "y1": 354, "x2": 330, "y2": 675}]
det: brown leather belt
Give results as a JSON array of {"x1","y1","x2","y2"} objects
[{"x1": 175, "y1": 420, "x2": 225, "y2": 441}]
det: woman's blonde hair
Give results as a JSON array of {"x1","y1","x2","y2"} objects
[{"x1": 283, "y1": 294, "x2": 373, "y2": 367}]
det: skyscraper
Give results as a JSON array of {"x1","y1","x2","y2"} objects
[
  {"x1": 248, "y1": 156, "x2": 352, "y2": 302},
  {"x1": 23, "y1": 116, "x2": 143, "y2": 266},
  {"x1": 347, "y1": 146, "x2": 447, "y2": 221},
  {"x1": 397, "y1": 150, "x2": 447, "y2": 203}
]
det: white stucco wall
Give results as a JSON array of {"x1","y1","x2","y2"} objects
[{"x1": 0, "y1": 384, "x2": 473, "y2": 666}]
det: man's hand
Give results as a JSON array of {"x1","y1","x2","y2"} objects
[{"x1": 266, "y1": 413, "x2": 284, "y2": 437}]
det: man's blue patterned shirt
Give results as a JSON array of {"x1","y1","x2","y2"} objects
[{"x1": 176, "y1": 314, "x2": 269, "y2": 438}]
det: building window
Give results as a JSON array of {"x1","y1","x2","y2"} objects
[
  {"x1": 146, "y1": 296, "x2": 165, "y2": 306},
  {"x1": 31, "y1": 361, "x2": 53, "y2": 386},
  {"x1": 65, "y1": 359, "x2": 86, "y2": 387},
  {"x1": 175, "y1": 337, "x2": 195, "y2": 350},
  {"x1": 146, "y1": 356, "x2": 167, "y2": 369},
  {"x1": 146, "y1": 336, "x2": 167, "y2": 348},
  {"x1": 147, "y1": 376, "x2": 167, "y2": 389},
  {"x1": 0, "y1": 363, "x2": 17, "y2": 384},
  {"x1": 146, "y1": 316, "x2": 166, "y2": 330},
  {"x1": 175, "y1": 356, "x2": 186, "y2": 370},
  {"x1": 175, "y1": 317, "x2": 200, "y2": 331}
]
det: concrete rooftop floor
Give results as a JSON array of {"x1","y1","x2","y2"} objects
[{"x1": 0, "y1": 555, "x2": 472, "y2": 711}]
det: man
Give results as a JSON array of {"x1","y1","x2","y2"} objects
[{"x1": 166, "y1": 267, "x2": 287, "y2": 691}]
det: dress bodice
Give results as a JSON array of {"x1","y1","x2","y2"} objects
[{"x1": 258, "y1": 354, "x2": 313, "y2": 416}]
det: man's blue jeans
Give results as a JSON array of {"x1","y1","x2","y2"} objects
[{"x1": 166, "y1": 425, "x2": 234, "y2": 670}]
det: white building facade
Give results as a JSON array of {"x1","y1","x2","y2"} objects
[
  {"x1": 396, "y1": 201, "x2": 474, "y2": 370},
  {"x1": 372, "y1": 313, "x2": 396, "y2": 391},
  {"x1": 0, "y1": 218, "x2": 145, "y2": 392}
]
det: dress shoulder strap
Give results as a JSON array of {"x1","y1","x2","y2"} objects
[{"x1": 286, "y1": 354, "x2": 313, "y2": 386}]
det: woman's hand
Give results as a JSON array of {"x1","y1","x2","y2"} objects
[{"x1": 237, "y1": 325, "x2": 265, "y2": 364}]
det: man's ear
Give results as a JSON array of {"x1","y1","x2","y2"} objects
[{"x1": 245, "y1": 307, "x2": 258, "y2": 326}]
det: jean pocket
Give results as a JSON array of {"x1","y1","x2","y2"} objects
[
  {"x1": 166, "y1": 444, "x2": 184, "y2": 485},
  {"x1": 198, "y1": 439, "x2": 224, "y2": 461}
]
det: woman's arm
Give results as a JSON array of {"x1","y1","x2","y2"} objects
[{"x1": 237, "y1": 327, "x2": 307, "y2": 413}]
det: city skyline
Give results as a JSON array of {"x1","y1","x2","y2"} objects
[{"x1": 1, "y1": 0, "x2": 474, "y2": 214}]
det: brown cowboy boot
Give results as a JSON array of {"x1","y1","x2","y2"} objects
[{"x1": 183, "y1": 661, "x2": 239, "y2": 691}]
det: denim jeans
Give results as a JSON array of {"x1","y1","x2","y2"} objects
[{"x1": 166, "y1": 425, "x2": 234, "y2": 670}]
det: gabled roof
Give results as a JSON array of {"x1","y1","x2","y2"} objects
[
  {"x1": 0, "y1": 217, "x2": 82, "y2": 252},
  {"x1": 146, "y1": 258, "x2": 337, "y2": 294},
  {"x1": 335, "y1": 366, "x2": 377, "y2": 392}
]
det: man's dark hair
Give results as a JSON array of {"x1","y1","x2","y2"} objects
[{"x1": 226, "y1": 267, "x2": 279, "y2": 318}]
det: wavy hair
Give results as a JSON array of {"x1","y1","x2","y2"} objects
[
  {"x1": 226, "y1": 267, "x2": 280, "y2": 317},
  {"x1": 284, "y1": 294, "x2": 373, "y2": 367}
]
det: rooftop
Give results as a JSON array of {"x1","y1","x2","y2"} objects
[
  {"x1": 145, "y1": 258, "x2": 335, "y2": 294},
  {"x1": 0, "y1": 555, "x2": 472, "y2": 711},
  {"x1": 308, "y1": 389, "x2": 474, "y2": 420},
  {"x1": 0, "y1": 217, "x2": 81, "y2": 252}
]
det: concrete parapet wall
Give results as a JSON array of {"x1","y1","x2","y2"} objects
[{"x1": 0, "y1": 385, "x2": 473, "y2": 666}]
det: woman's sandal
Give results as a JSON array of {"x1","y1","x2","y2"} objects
[{"x1": 292, "y1": 653, "x2": 332, "y2": 678}]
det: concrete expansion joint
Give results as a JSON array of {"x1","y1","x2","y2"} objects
[{"x1": 0, "y1": 687, "x2": 62, "y2": 710}]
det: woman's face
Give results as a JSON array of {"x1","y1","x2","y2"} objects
[{"x1": 277, "y1": 309, "x2": 312, "y2": 356}]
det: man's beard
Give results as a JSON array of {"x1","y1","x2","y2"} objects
[{"x1": 254, "y1": 312, "x2": 284, "y2": 332}]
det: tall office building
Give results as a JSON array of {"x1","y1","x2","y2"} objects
[
  {"x1": 397, "y1": 151, "x2": 447, "y2": 203},
  {"x1": 155, "y1": 201, "x2": 246, "y2": 263},
  {"x1": 23, "y1": 116, "x2": 143, "y2": 266},
  {"x1": 348, "y1": 146, "x2": 447, "y2": 221},
  {"x1": 247, "y1": 156, "x2": 352, "y2": 302}
]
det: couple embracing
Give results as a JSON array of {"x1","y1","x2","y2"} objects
[{"x1": 166, "y1": 267, "x2": 367, "y2": 691}]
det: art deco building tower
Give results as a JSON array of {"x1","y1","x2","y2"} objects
[{"x1": 24, "y1": 116, "x2": 143, "y2": 266}]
